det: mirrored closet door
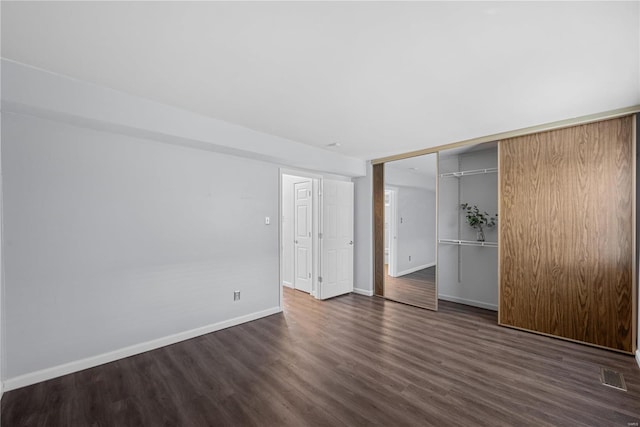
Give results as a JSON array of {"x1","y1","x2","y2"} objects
[{"x1": 383, "y1": 154, "x2": 438, "y2": 310}]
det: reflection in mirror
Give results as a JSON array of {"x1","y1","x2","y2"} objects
[{"x1": 383, "y1": 154, "x2": 438, "y2": 310}]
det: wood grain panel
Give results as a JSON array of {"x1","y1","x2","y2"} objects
[
  {"x1": 373, "y1": 163, "x2": 385, "y2": 297},
  {"x1": 633, "y1": 115, "x2": 638, "y2": 356},
  {"x1": 500, "y1": 116, "x2": 635, "y2": 353}
]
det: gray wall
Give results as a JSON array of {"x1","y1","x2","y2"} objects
[
  {"x1": 438, "y1": 148, "x2": 498, "y2": 310},
  {"x1": 353, "y1": 163, "x2": 373, "y2": 294},
  {"x1": 385, "y1": 160, "x2": 438, "y2": 277},
  {"x1": 3, "y1": 112, "x2": 281, "y2": 380},
  {"x1": 394, "y1": 186, "x2": 437, "y2": 275},
  {"x1": 0, "y1": 49, "x2": 3, "y2": 396},
  {"x1": 0, "y1": 59, "x2": 366, "y2": 389}
]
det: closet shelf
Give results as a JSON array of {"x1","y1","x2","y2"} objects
[
  {"x1": 438, "y1": 238, "x2": 498, "y2": 248},
  {"x1": 439, "y1": 168, "x2": 497, "y2": 178}
]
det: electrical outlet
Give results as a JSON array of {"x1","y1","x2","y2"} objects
[
  {"x1": 409, "y1": 255, "x2": 412, "y2": 262},
  {"x1": 234, "y1": 291, "x2": 241, "y2": 301}
]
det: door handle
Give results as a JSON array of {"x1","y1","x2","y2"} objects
[
  {"x1": 295, "y1": 240, "x2": 298, "y2": 244},
  {"x1": 349, "y1": 241, "x2": 353, "y2": 245}
]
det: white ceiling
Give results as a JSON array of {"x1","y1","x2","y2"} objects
[
  {"x1": 2, "y1": 1, "x2": 639, "y2": 160},
  {"x1": 386, "y1": 154, "x2": 438, "y2": 191}
]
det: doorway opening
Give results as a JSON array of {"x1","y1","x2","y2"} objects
[
  {"x1": 280, "y1": 170, "x2": 355, "y2": 302},
  {"x1": 281, "y1": 173, "x2": 319, "y2": 297}
]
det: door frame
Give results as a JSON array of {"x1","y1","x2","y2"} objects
[{"x1": 373, "y1": 164, "x2": 385, "y2": 297}]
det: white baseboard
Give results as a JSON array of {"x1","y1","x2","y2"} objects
[
  {"x1": 352, "y1": 287, "x2": 374, "y2": 296},
  {"x1": 395, "y1": 262, "x2": 436, "y2": 277},
  {"x1": 4, "y1": 306, "x2": 282, "y2": 392},
  {"x1": 282, "y1": 281, "x2": 293, "y2": 289},
  {"x1": 636, "y1": 350, "x2": 640, "y2": 369},
  {"x1": 438, "y1": 294, "x2": 498, "y2": 311}
]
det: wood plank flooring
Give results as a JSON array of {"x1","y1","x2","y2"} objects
[
  {"x1": 3, "y1": 287, "x2": 640, "y2": 426},
  {"x1": 385, "y1": 265, "x2": 437, "y2": 310}
]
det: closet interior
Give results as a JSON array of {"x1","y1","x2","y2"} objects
[{"x1": 438, "y1": 143, "x2": 498, "y2": 311}]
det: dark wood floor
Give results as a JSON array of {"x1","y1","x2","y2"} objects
[
  {"x1": 385, "y1": 265, "x2": 437, "y2": 310},
  {"x1": 3, "y1": 287, "x2": 640, "y2": 426}
]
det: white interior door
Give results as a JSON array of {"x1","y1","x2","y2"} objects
[
  {"x1": 294, "y1": 180, "x2": 313, "y2": 293},
  {"x1": 320, "y1": 179, "x2": 354, "y2": 299}
]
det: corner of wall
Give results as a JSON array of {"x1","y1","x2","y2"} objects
[
  {"x1": 353, "y1": 162, "x2": 374, "y2": 294},
  {"x1": 352, "y1": 288, "x2": 374, "y2": 297},
  {"x1": 3, "y1": 305, "x2": 281, "y2": 391}
]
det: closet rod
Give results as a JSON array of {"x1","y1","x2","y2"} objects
[{"x1": 440, "y1": 168, "x2": 498, "y2": 178}]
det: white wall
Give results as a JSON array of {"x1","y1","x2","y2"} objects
[
  {"x1": 385, "y1": 156, "x2": 438, "y2": 277},
  {"x1": 0, "y1": 60, "x2": 367, "y2": 389},
  {"x1": 458, "y1": 150, "x2": 499, "y2": 243},
  {"x1": 2, "y1": 112, "x2": 283, "y2": 384},
  {"x1": 393, "y1": 186, "x2": 437, "y2": 276},
  {"x1": 0, "y1": 27, "x2": 3, "y2": 399},
  {"x1": 353, "y1": 162, "x2": 373, "y2": 295},
  {"x1": 438, "y1": 148, "x2": 498, "y2": 310},
  {"x1": 1, "y1": 60, "x2": 366, "y2": 178},
  {"x1": 384, "y1": 167, "x2": 436, "y2": 192}
]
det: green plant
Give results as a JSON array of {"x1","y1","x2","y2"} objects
[{"x1": 460, "y1": 203, "x2": 497, "y2": 241}]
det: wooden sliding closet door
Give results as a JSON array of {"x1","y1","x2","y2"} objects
[{"x1": 500, "y1": 116, "x2": 635, "y2": 353}]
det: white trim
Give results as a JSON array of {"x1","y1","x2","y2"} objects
[
  {"x1": 438, "y1": 294, "x2": 498, "y2": 311},
  {"x1": 278, "y1": 172, "x2": 284, "y2": 312},
  {"x1": 353, "y1": 287, "x2": 374, "y2": 297},
  {"x1": 282, "y1": 281, "x2": 294, "y2": 289},
  {"x1": 394, "y1": 262, "x2": 436, "y2": 277},
  {"x1": 4, "y1": 306, "x2": 281, "y2": 392},
  {"x1": 636, "y1": 350, "x2": 640, "y2": 369}
]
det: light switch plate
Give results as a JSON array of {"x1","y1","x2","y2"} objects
[{"x1": 265, "y1": 217, "x2": 270, "y2": 225}]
